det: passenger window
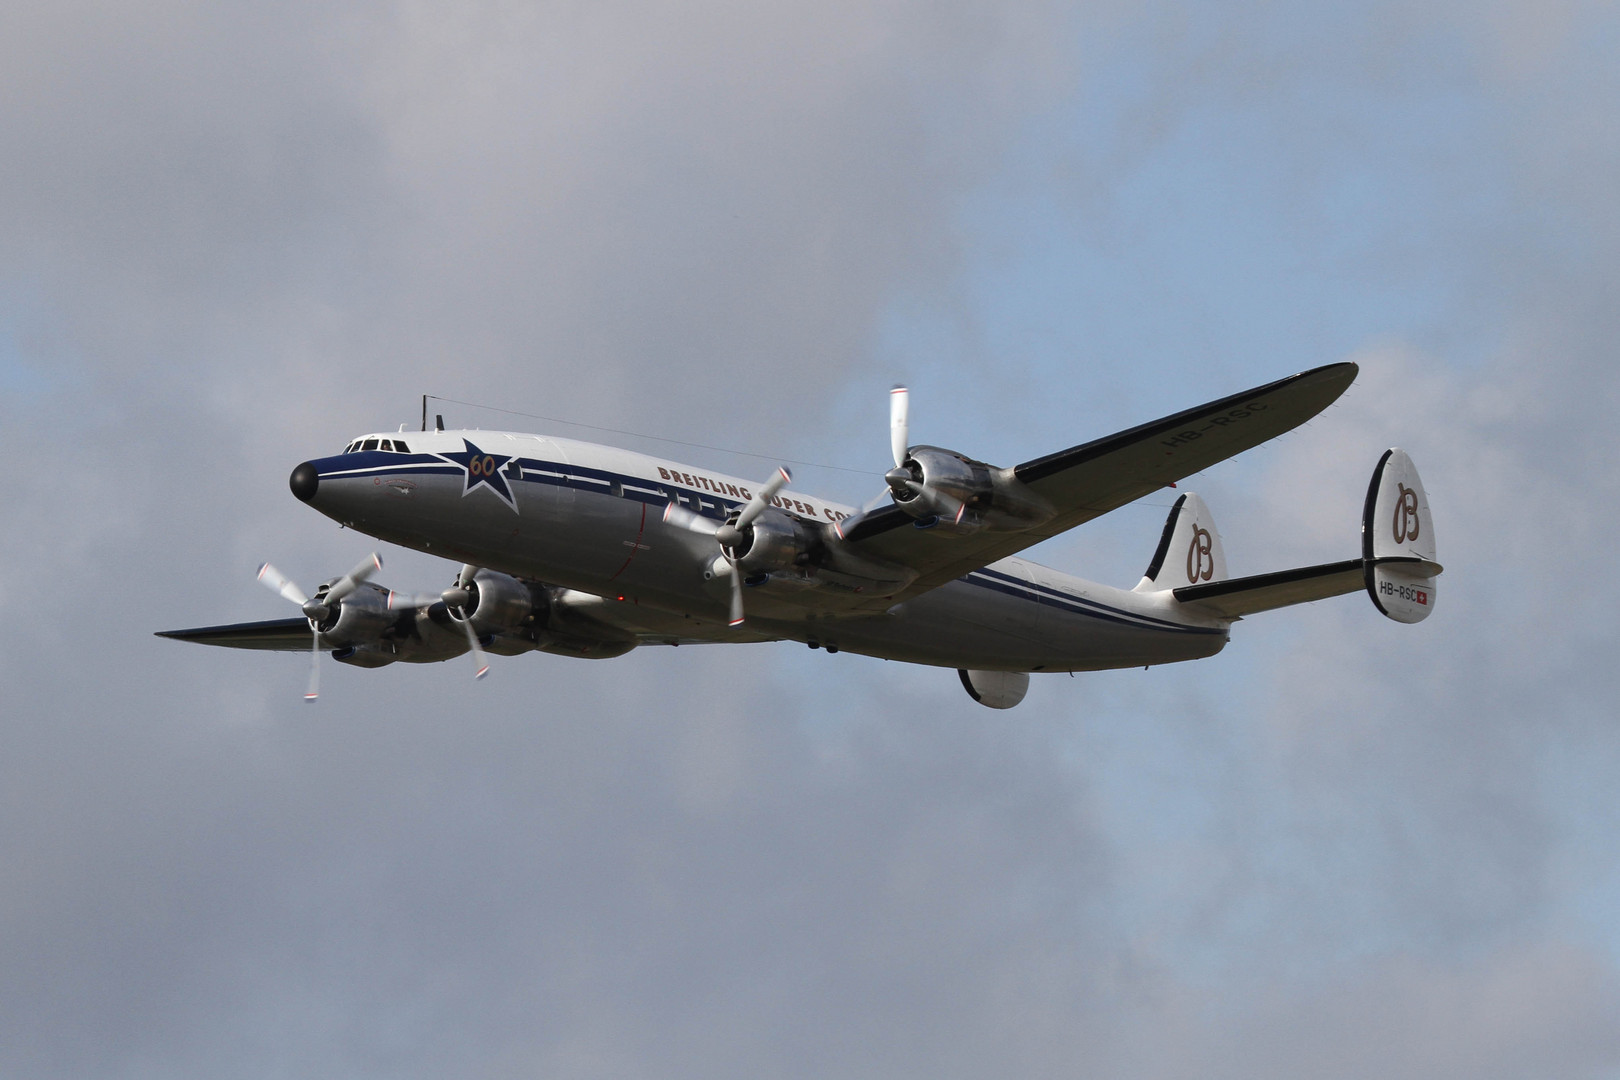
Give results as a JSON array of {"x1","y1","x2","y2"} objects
[
  {"x1": 362, "y1": 438, "x2": 379, "y2": 451},
  {"x1": 393, "y1": 440, "x2": 409, "y2": 453}
]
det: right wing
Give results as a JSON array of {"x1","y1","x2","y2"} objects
[{"x1": 835, "y1": 363, "x2": 1359, "y2": 600}]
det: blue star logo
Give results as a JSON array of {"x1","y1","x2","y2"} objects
[{"x1": 439, "y1": 438, "x2": 520, "y2": 513}]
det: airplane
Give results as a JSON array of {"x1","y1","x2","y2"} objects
[{"x1": 158, "y1": 362, "x2": 1440, "y2": 708}]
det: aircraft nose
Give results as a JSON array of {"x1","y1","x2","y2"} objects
[{"x1": 289, "y1": 462, "x2": 319, "y2": 502}]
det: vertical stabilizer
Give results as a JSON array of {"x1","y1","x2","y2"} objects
[
  {"x1": 1136, "y1": 492, "x2": 1228, "y2": 592},
  {"x1": 1363, "y1": 448, "x2": 1439, "y2": 622}
]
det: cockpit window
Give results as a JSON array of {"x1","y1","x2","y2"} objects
[
  {"x1": 379, "y1": 439, "x2": 394, "y2": 452},
  {"x1": 343, "y1": 442, "x2": 357, "y2": 453},
  {"x1": 361, "y1": 438, "x2": 379, "y2": 451},
  {"x1": 392, "y1": 439, "x2": 409, "y2": 453}
]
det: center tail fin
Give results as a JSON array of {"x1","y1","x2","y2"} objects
[{"x1": 1134, "y1": 492, "x2": 1228, "y2": 592}]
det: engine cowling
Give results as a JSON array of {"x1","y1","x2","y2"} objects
[
  {"x1": 462, "y1": 569, "x2": 547, "y2": 636},
  {"x1": 890, "y1": 446, "x2": 994, "y2": 520},
  {"x1": 312, "y1": 582, "x2": 396, "y2": 645},
  {"x1": 433, "y1": 577, "x2": 639, "y2": 660},
  {"x1": 727, "y1": 510, "x2": 814, "y2": 575},
  {"x1": 889, "y1": 445, "x2": 1053, "y2": 530}
]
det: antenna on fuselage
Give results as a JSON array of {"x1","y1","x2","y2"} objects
[
  {"x1": 421, "y1": 395, "x2": 427, "y2": 432},
  {"x1": 436, "y1": 414, "x2": 445, "y2": 432}
]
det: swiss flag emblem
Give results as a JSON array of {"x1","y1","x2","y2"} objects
[{"x1": 1415, "y1": 590, "x2": 1428, "y2": 605}]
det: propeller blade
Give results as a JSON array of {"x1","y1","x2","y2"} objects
[
  {"x1": 304, "y1": 625, "x2": 321, "y2": 702},
  {"x1": 728, "y1": 562, "x2": 745, "y2": 627},
  {"x1": 257, "y1": 563, "x2": 308, "y2": 606},
  {"x1": 890, "y1": 386, "x2": 910, "y2": 469},
  {"x1": 456, "y1": 564, "x2": 478, "y2": 589},
  {"x1": 455, "y1": 608, "x2": 491, "y2": 679},
  {"x1": 735, "y1": 467, "x2": 791, "y2": 533},
  {"x1": 663, "y1": 500, "x2": 719, "y2": 537},
  {"x1": 860, "y1": 484, "x2": 895, "y2": 514},
  {"x1": 833, "y1": 484, "x2": 900, "y2": 540},
  {"x1": 326, "y1": 552, "x2": 383, "y2": 604}
]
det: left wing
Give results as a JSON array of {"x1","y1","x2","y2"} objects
[
  {"x1": 155, "y1": 616, "x2": 719, "y2": 651},
  {"x1": 156, "y1": 618, "x2": 313, "y2": 650},
  {"x1": 834, "y1": 363, "x2": 1358, "y2": 600}
]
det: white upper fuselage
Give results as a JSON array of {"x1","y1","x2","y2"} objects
[{"x1": 292, "y1": 429, "x2": 1230, "y2": 672}]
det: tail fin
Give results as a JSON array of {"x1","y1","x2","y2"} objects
[
  {"x1": 1135, "y1": 492, "x2": 1227, "y2": 592},
  {"x1": 1363, "y1": 448, "x2": 1439, "y2": 622}
]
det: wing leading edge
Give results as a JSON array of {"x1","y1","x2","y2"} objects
[{"x1": 838, "y1": 362, "x2": 1360, "y2": 597}]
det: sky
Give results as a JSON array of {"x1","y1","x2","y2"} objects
[{"x1": 3, "y1": 1, "x2": 1619, "y2": 1077}]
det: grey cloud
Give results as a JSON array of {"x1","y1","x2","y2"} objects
[{"x1": 5, "y1": 1, "x2": 1620, "y2": 1078}]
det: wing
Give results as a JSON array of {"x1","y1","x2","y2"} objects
[
  {"x1": 156, "y1": 618, "x2": 313, "y2": 650},
  {"x1": 835, "y1": 363, "x2": 1358, "y2": 598}
]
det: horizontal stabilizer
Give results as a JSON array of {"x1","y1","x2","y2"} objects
[
  {"x1": 1174, "y1": 559, "x2": 1363, "y2": 617},
  {"x1": 1174, "y1": 556, "x2": 1442, "y2": 619}
]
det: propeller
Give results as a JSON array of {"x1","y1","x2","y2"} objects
[
  {"x1": 890, "y1": 385, "x2": 909, "y2": 472},
  {"x1": 878, "y1": 385, "x2": 968, "y2": 523},
  {"x1": 663, "y1": 466, "x2": 792, "y2": 627},
  {"x1": 883, "y1": 384, "x2": 914, "y2": 502},
  {"x1": 255, "y1": 553, "x2": 382, "y2": 702},
  {"x1": 386, "y1": 564, "x2": 490, "y2": 679},
  {"x1": 446, "y1": 564, "x2": 490, "y2": 679}
]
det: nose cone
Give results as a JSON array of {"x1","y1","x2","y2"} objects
[{"x1": 289, "y1": 462, "x2": 319, "y2": 502}]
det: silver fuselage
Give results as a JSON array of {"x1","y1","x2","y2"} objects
[{"x1": 295, "y1": 430, "x2": 1229, "y2": 672}]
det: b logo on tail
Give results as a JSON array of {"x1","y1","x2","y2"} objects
[
  {"x1": 1186, "y1": 526, "x2": 1215, "y2": 583},
  {"x1": 1394, "y1": 483, "x2": 1420, "y2": 544}
]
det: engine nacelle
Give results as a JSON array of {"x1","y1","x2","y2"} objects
[
  {"x1": 464, "y1": 569, "x2": 547, "y2": 636},
  {"x1": 891, "y1": 446, "x2": 993, "y2": 519},
  {"x1": 890, "y1": 445, "x2": 1053, "y2": 530},
  {"x1": 729, "y1": 511, "x2": 814, "y2": 575},
  {"x1": 314, "y1": 583, "x2": 396, "y2": 646}
]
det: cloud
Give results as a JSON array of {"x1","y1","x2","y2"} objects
[{"x1": 4, "y1": 1, "x2": 1620, "y2": 1077}]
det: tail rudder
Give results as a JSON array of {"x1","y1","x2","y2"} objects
[
  {"x1": 1363, "y1": 447, "x2": 1440, "y2": 622},
  {"x1": 1135, "y1": 492, "x2": 1228, "y2": 592}
]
